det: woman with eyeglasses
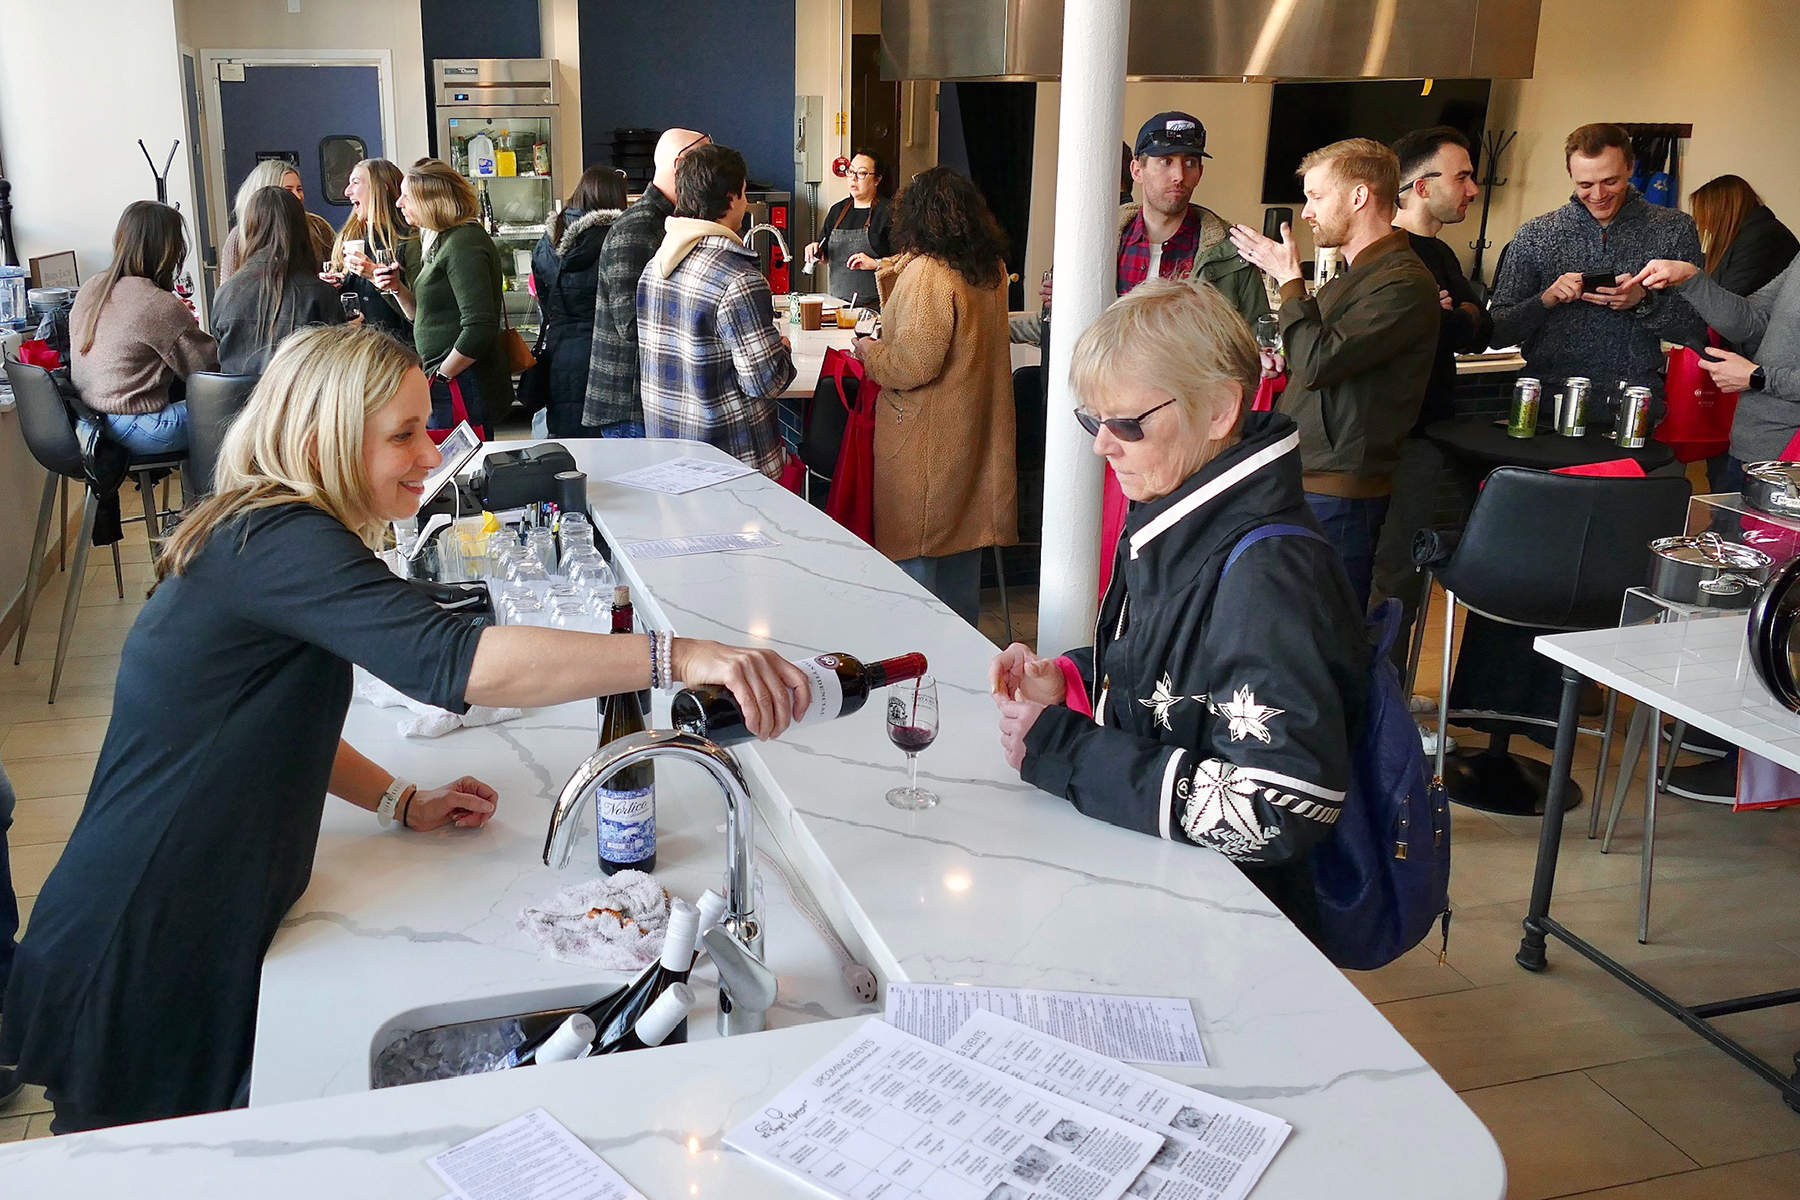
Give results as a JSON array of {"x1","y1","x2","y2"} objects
[
  {"x1": 804, "y1": 149, "x2": 894, "y2": 309},
  {"x1": 852, "y1": 166, "x2": 1016, "y2": 624},
  {"x1": 989, "y1": 278, "x2": 1367, "y2": 941}
]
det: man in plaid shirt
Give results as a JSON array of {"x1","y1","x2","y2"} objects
[{"x1": 638, "y1": 143, "x2": 795, "y2": 478}]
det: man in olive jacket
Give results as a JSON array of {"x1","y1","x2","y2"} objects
[
  {"x1": 1231, "y1": 138, "x2": 1439, "y2": 610},
  {"x1": 1013, "y1": 111, "x2": 1269, "y2": 341},
  {"x1": 582, "y1": 127, "x2": 708, "y2": 435}
]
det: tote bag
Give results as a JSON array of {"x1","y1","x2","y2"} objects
[
  {"x1": 819, "y1": 349, "x2": 879, "y2": 543},
  {"x1": 1655, "y1": 336, "x2": 1737, "y2": 463}
]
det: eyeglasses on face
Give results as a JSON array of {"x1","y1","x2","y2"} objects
[
  {"x1": 846, "y1": 169, "x2": 878, "y2": 179},
  {"x1": 1074, "y1": 396, "x2": 1180, "y2": 442}
]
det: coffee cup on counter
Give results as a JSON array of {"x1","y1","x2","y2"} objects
[
  {"x1": 797, "y1": 296, "x2": 824, "y2": 331},
  {"x1": 835, "y1": 305, "x2": 860, "y2": 329}
]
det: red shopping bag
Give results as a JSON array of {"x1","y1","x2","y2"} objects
[
  {"x1": 1655, "y1": 335, "x2": 1737, "y2": 463},
  {"x1": 1250, "y1": 371, "x2": 1286, "y2": 413},
  {"x1": 16, "y1": 339, "x2": 61, "y2": 370},
  {"x1": 821, "y1": 349, "x2": 878, "y2": 543},
  {"x1": 429, "y1": 375, "x2": 486, "y2": 445}
]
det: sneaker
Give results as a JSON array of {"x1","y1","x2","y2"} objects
[
  {"x1": 1409, "y1": 694, "x2": 1436, "y2": 714},
  {"x1": 1419, "y1": 726, "x2": 1458, "y2": 755},
  {"x1": 1664, "y1": 751, "x2": 1738, "y2": 804}
]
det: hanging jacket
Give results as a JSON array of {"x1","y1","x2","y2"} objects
[
  {"x1": 1021, "y1": 411, "x2": 1369, "y2": 932},
  {"x1": 531, "y1": 207, "x2": 620, "y2": 434}
]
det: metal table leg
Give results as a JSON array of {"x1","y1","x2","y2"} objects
[
  {"x1": 1602, "y1": 704, "x2": 1651, "y2": 852},
  {"x1": 1639, "y1": 708, "x2": 1660, "y2": 944},
  {"x1": 1516, "y1": 666, "x2": 1585, "y2": 972}
]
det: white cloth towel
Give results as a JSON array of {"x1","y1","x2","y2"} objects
[
  {"x1": 353, "y1": 671, "x2": 524, "y2": 739},
  {"x1": 518, "y1": 871, "x2": 670, "y2": 970}
]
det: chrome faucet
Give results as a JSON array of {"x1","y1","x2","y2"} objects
[
  {"x1": 543, "y1": 728, "x2": 772, "y2": 1036},
  {"x1": 743, "y1": 222, "x2": 791, "y2": 267}
]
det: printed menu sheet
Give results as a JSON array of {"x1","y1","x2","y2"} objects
[
  {"x1": 724, "y1": 1019, "x2": 1162, "y2": 1200},
  {"x1": 886, "y1": 985, "x2": 1207, "y2": 1067},
  {"x1": 623, "y1": 531, "x2": 779, "y2": 559},
  {"x1": 426, "y1": 1108, "x2": 645, "y2": 1200},
  {"x1": 946, "y1": 1013, "x2": 1290, "y2": 1200},
  {"x1": 606, "y1": 456, "x2": 757, "y2": 494}
]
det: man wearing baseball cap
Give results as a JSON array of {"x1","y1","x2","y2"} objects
[{"x1": 1016, "y1": 110, "x2": 1269, "y2": 342}]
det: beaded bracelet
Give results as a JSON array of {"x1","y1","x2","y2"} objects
[
  {"x1": 646, "y1": 632, "x2": 663, "y2": 690},
  {"x1": 658, "y1": 631, "x2": 675, "y2": 690}
]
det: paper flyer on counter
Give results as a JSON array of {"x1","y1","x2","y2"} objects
[
  {"x1": 606, "y1": 456, "x2": 756, "y2": 494},
  {"x1": 623, "y1": 531, "x2": 778, "y2": 559},
  {"x1": 724, "y1": 1019, "x2": 1162, "y2": 1200},
  {"x1": 426, "y1": 1107, "x2": 645, "y2": 1200},
  {"x1": 886, "y1": 984, "x2": 1207, "y2": 1067},
  {"x1": 945, "y1": 1012, "x2": 1290, "y2": 1200}
]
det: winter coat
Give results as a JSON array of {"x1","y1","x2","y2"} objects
[
  {"x1": 860, "y1": 251, "x2": 1019, "y2": 561},
  {"x1": 210, "y1": 249, "x2": 346, "y2": 375},
  {"x1": 531, "y1": 207, "x2": 619, "y2": 435},
  {"x1": 1489, "y1": 189, "x2": 1705, "y2": 394},
  {"x1": 585, "y1": 185, "x2": 675, "y2": 429},
  {"x1": 1711, "y1": 204, "x2": 1799, "y2": 299},
  {"x1": 1022, "y1": 411, "x2": 1368, "y2": 935}
]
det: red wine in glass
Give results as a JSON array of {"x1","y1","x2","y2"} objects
[{"x1": 885, "y1": 675, "x2": 939, "y2": 809}]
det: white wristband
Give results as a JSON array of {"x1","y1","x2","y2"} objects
[{"x1": 377, "y1": 778, "x2": 413, "y2": 831}]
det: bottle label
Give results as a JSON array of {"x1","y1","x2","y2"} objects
[
  {"x1": 595, "y1": 784, "x2": 655, "y2": 864},
  {"x1": 794, "y1": 655, "x2": 847, "y2": 725}
]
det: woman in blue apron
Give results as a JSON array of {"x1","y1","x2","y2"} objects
[{"x1": 805, "y1": 149, "x2": 894, "y2": 310}]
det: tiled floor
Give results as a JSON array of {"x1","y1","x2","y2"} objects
[{"x1": 2, "y1": 529, "x2": 1799, "y2": 1199}]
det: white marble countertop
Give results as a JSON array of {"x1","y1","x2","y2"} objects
[{"x1": 0, "y1": 439, "x2": 1504, "y2": 1198}]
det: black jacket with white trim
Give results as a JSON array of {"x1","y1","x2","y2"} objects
[{"x1": 1021, "y1": 412, "x2": 1368, "y2": 932}]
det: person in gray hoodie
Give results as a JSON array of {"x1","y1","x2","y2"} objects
[
  {"x1": 1489, "y1": 123, "x2": 1705, "y2": 395},
  {"x1": 1628, "y1": 254, "x2": 1800, "y2": 481}
]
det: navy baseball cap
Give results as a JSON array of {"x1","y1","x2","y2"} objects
[{"x1": 1134, "y1": 112, "x2": 1210, "y2": 159}]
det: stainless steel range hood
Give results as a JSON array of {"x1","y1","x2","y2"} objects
[{"x1": 881, "y1": 0, "x2": 1542, "y2": 81}]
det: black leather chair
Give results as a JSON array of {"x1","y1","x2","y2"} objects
[
  {"x1": 1414, "y1": 467, "x2": 1690, "y2": 814},
  {"x1": 183, "y1": 371, "x2": 260, "y2": 496},
  {"x1": 5, "y1": 360, "x2": 183, "y2": 701}
]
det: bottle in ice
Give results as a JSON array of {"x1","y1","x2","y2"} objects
[
  {"x1": 501, "y1": 1003, "x2": 611, "y2": 1069},
  {"x1": 596, "y1": 587, "x2": 655, "y2": 875},
  {"x1": 592, "y1": 899, "x2": 700, "y2": 1048},
  {"x1": 592, "y1": 982, "x2": 695, "y2": 1055},
  {"x1": 670, "y1": 652, "x2": 928, "y2": 744}
]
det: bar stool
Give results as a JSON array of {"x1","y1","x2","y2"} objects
[
  {"x1": 1412, "y1": 467, "x2": 1690, "y2": 814},
  {"x1": 183, "y1": 371, "x2": 260, "y2": 496},
  {"x1": 4, "y1": 360, "x2": 183, "y2": 701}
]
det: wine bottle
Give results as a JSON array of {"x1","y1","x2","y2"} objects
[
  {"x1": 592, "y1": 982, "x2": 695, "y2": 1056},
  {"x1": 670, "y1": 652, "x2": 928, "y2": 745},
  {"x1": 501, "y1": 1001, "x2": 614, "y2": 1069},
  {"x1": 531, "y1": 1012, "x2": 596, "y2": 1065},
  {"x1": 596, "y1": 586, "x2": 655, "y2": 875},
  {"x1": 593, "y1": 900, "x2": 701, "y2": 1050}
]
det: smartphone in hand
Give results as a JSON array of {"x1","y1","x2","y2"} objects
[
  {"x1": 1581, "y1": 271, "x2": 1618, "y2": 295},
  {"x1": 1263, "y1": 207, "x2": 1294, "y2": 241}
]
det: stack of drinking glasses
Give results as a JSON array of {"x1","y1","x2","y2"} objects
[{"x1": 486, "y1": 513, "x2": 617, "y2": 630}]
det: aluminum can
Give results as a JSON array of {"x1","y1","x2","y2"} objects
[
  {"x1": 1616, "y1": 386, "x2": 1652, "y2": 449},
  {"x1": 1508, "y1": 377, "x2": 1541, "y2": 438},
  {"x1": 1556, "y1": 376, "x2": 1591, "y2": 437}
]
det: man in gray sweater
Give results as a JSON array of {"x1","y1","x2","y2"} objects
[
  {"x1": 1489, "y1": 123, "x2": 1705, "y2": 394},
  {"x1": 1628, "y1": 255, "x2": 1800, "y2": 476}
]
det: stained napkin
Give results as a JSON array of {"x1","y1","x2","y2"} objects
[
  {"x1": 353, "y1": 671, "x2": 524, "y2": 739},
  {"x1": 518, "y1": 871, "x2": 669, "y2": 970}
]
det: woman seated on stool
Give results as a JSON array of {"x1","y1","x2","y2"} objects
[
  {"x1": 991, "y1": 279, "x2": 1367, "y2": 939},
  {"x1": 211, "y1": 185, "x2": 349, "y2": 374},
  {"x1": 69, "y1": 200, "x2": 220, "y2": 455},
  {"x1": 0, "y1": 324, "x2": 809, "y2": 1132}
]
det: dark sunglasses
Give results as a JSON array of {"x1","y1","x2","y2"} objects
[{"x1": 1074, "y1": 396, "x2": 1180, "y2": 441}]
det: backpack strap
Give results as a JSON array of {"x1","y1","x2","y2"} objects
[{"x1": 1221, "y1": 522, "x2": 1325, "y2": 578}]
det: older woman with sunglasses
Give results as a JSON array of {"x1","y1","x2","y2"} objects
[{"x1": 990, "y1": 279, "x2": 1368, "y2": 939}]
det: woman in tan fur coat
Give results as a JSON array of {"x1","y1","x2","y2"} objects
[{"x1": 854, "y1": 167, "x2": 1018, "y2": 624}]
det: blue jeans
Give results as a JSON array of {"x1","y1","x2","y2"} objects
[
  {"x1": 0, "y1": 761, "x2": 17, "y2": 996},
  {"x1": 600, "y1": 421, "x2": 647, "y2": 439},
  {"x1": 102, "y1": 402, "x2": 189, "y2": 455},
  {"x1": 898, "y1": 549, "x2": 983, "y2": 626},
  {"x1": 1304, "y1": 492, "x2": 1391, "y2": 613}
]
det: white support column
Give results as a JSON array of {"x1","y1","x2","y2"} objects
[{"x1": 1036, "y1": 0, "x2": 1130, "y2": 656}]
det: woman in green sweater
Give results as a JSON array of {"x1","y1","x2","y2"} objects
[{"x1": 375, "y1": 159, "x2": 508, "y2": 436}]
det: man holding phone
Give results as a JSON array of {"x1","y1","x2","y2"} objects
[{"x1": 1488, "y1": 123, "x2": 1704, "y2": 393}]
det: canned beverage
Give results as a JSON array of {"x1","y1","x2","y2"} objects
[
  {"x1": 1556, "y1": 376, "x2": 1591, "y2": 437},
  {"x1": 1616, "y1": 386, "x2": 1652, "y2": 448},
  {"x1": 1508, "y1": 377, "x2": 1541, "y2": 438}
]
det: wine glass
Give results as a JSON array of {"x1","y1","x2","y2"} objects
[
  {"x1": 1254, "y1": 313, "x2": 1282, "y2": 353},
  {"x1": 885, "y1": 675, "x2": 939, "y2": 810}
]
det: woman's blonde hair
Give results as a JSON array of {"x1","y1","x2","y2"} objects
[
  {"x1": 234, "y1": 158, "x2": 300, "y2": 230},
  {"x1": 157, "y1": 324, "x2": 422, "y2": 581},
  {"x1": 1069, "y1": 277, "x2": 1259, "y2": 433},
  {"x1": 403, "y1": 159, "x2": 479, "y2": 232},
  {"x1": 330, "y1": 158, "x2": 415, "y2": 270}
]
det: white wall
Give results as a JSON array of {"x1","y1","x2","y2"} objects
[{"x1": 540, "y1": 0, "x2": 583, "y2": 196}]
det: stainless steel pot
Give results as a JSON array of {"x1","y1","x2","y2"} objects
[
  {"x1": 1647, "y1": 532, "x2": 1773, "y2": 605},
  {"x1": 1742, "y1": 461, "x2": 1800, "y2": 518},
  {"x1": 1695, "y1": 573, "x2": 1762, "y2": 610}
]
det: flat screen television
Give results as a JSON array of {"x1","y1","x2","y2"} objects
[{"x1": 1261, "y1": 80, "x2": 1491, "y2": 204}]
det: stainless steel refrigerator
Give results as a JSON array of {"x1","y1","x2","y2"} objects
[{"x1": 434, "y1": 58, "x2": 561, "y2": 337}]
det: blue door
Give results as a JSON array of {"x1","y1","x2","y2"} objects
[{"x1": 217, "y1": 64, "x2": 383, "y2": 227}]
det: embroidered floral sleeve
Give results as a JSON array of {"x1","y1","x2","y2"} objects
[{"x1": 1170, "y1": 753, "x2": 1343, "y2": 861}]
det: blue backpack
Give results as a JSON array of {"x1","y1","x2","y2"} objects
[{"x1": 1224, "y1": 525, "x2": 1453, "y2": 971}]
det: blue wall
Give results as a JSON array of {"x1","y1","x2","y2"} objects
[
  {"x1": 578, "y1": 0, "x2": 797, "y2": 192},
  {"x1": 421, "y1": 0, "x2": 542, "y2": 157},
  {"x1": 218, "y1": 65, "x2": 384, "y2": 224}
]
